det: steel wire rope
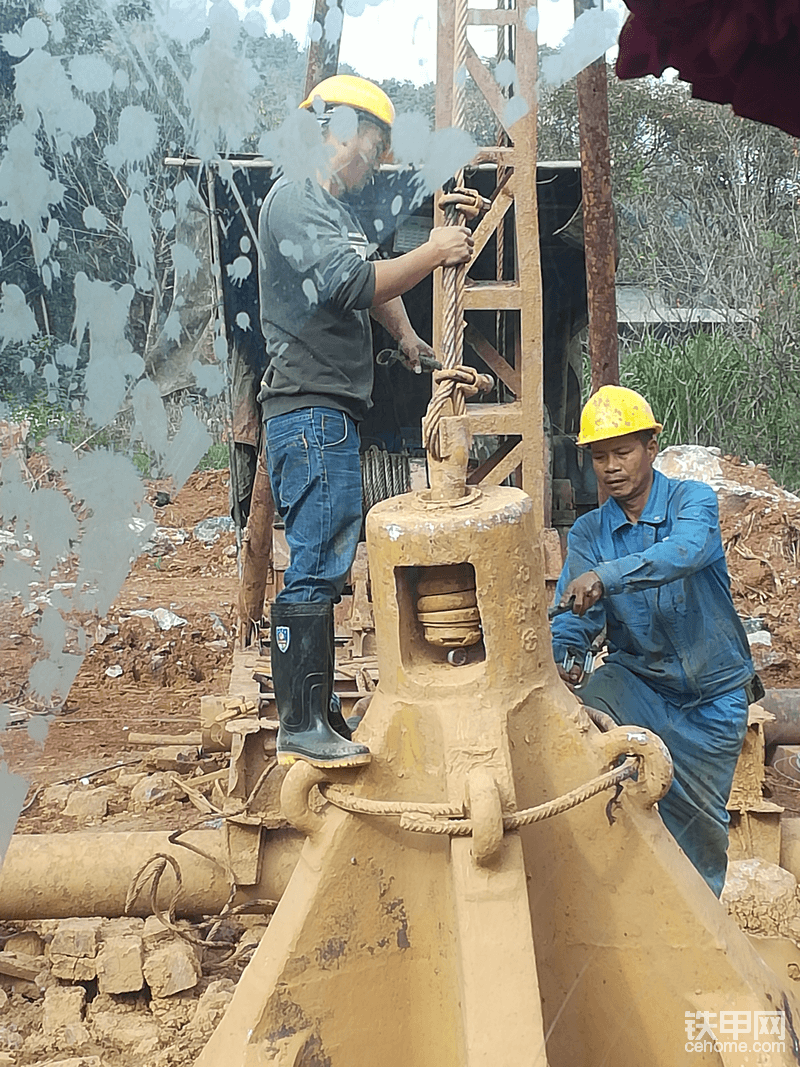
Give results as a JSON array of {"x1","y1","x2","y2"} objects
[
  {"x1": 421, "y1": 0, "x2": 471, "y2": 462},
  {"x1": 318, "y1": 756, "x2": 639, "y2": 836},
  {"x1": 124, "y1": 758, "x2": 280, "y2": 946},
  {"x1": 400, "y1": 757, "x2": 639, "y2": 834},
  {"x1": 319, "y1": 783, "x2": 464, "y2": 818}
]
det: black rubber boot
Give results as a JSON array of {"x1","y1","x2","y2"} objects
[
  {"x1": 325, "y1": 612, "x2": 352, "y2": 740},
  {"x1": 328, "y1": 692, "x2": 352, "y2": 740},
  {"x1": 270, "y1": 601, "x2": 370, "y2": 768}
]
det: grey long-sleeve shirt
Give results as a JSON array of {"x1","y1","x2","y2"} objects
[{"x1": 257, "y1": 177, "x2": 377, "y2": 423}]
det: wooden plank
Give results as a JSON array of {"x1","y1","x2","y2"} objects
[
  {"x1": 465, "y1": 401, "x2": 523, "y2": 436},
  {"x1": 515, "y1": 0, "x2": 545, "y2": 513},
  {"x1": 127, "y1": 732, "x2": 202, "y2": 747},
  {"x1": 436, "y1": 0, "x2": 455, "y2": 131},
  {"x1": 472, "y1": 146, "x2": 516, "y2": 166},
  {"x1": 470, "y1": 175, "x2": 514, "y2": 261},
  {"x1": 228, "y1": 645, "x2": 264, "y2": 699},
  {"x1": 463, "y1": 282, "x2": 522, "y2": 311},
  {"x1": 464, "y1": 324, "x2": 521, "y2": 396}
]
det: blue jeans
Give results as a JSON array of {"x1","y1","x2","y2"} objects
[
  {"x1": 579, "y1": 663, "x2": 748, "y2": 897},
  {"x1": 264, "y1": 407, "x2": 362, "y2": 604}
]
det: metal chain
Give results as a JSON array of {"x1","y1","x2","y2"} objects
[{"x1": 319, "y1": 757, "x2": 639, "y2": 837}]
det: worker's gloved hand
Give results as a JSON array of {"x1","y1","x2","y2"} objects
[
  {"x1": 397, "y1": 332, "x2": 435, "y2": 375},
  {"x1": 427, "y1": 225, "x2": 474, "y2": 267},
  {"x1": 562, "y1": 570, "x2": 604, "y2": 616}
]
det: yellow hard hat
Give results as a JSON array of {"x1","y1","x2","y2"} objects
[
  {"x1": 299, "y1": 75, "x2": 395, "y2": 131},
  {"x1": 577, "y1": 385, "x2": 663, "y2": 446}
]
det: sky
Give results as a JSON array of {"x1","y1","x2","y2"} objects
[{"x1": 249, "y1": 0, "x2": 629, "y2": 85}]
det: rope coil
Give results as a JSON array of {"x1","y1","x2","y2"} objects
[
  {"x1": 319, "y1": 756, "x2": 639, "y2": 837},
  {"x1": 361, "y1": 446, "x2": 411, "y2": 512}
]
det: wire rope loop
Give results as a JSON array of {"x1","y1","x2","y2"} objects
[
  {"x1": 319, "y1": 782, "x2": 464, "y2": 819},
  {"x1": 318, "y1": 757, "x2": 640, "y2": 838},
  {"x1": 422, "y1": 365, "x2": 494, "y2": 460},
  {"x1": 502, "y1": 757, "x2": 638, "y2": 831}
]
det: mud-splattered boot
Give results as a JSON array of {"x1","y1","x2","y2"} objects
[
  {"x1": 325, "y1": 610, "x2": 354, "y2": 740},
  {"x1": 270, "y1": 600, "x2": 371, "y2": 768},
  {"x1": 328, "y1": 691, "x2": 353, "y2": 740}
]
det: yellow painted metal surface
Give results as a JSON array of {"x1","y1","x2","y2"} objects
[{"x1": 196, "y1": 483, "x2": 800, "y2": 1066}]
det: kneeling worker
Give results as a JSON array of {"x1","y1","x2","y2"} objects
[
  {"x1": 551, "y1": 385, "x2": 754, "y2": 897},
  {"x1": 258, "y1": 76, "x2": 474, "y2": 770}
]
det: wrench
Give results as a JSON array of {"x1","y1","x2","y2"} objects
[{"x1": 376, "y1": 348, "x2": 442, "y2": 372}]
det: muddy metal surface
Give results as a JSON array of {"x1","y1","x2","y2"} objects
[{"x1": 0, "y1": 459, "x2": 799, "y2": 1065}]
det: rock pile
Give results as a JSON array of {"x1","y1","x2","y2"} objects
[
  {"x1": 655, "y1": 446, "x2": 800, "y2": 687},
  {"x1": 0, "y1": 912, "x2": 265, "y2": 1066}
]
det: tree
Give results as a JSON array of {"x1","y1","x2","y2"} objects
[{"x1": 537, "y1": 68, "x2": 800, "y2": 484}]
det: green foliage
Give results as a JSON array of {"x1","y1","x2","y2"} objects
[
  {"x1": 620, "y1": 332, "x2": 800, "y2": 491},
  {"x1": 4, "y1": 392, "x2": 78, "y2": 446},
  {"x1": 5, "y1": 386, "x2": 228, "y2": 476},
  {"x1": 197, "y1": 442, "x2": 230, "y2": 470},
  {"x1": 3, "y1": 389, "x2": 114, "y2": 452},
  {"x1": 542, "y1": 65, "x2": 800, "y2": 492},
  {"x1": 131, "y1": 449, "x2": 152, "y2": 477}
]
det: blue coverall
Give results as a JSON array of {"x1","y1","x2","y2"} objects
[{"x1": 551, "y1": 470, "x2": 753, "y2": 897}]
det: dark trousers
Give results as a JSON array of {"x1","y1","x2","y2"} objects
[{"x1": 580, "y1": 663, "x2": 748, "y2": 897}]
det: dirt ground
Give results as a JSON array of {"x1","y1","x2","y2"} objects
[
  {"x1": 0, "y1": 470, "x2": 246, "y2": 1067},
  {"x1": 1, "y1": 470, "x2": 237, "y2": 805},
  {"x1": 0, "y1": 457, "x2": 799, "y2": 1065}
]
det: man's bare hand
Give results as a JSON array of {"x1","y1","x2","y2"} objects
[
  {"x1": 562, "y1": 570, "x2": 604, "y2": 616},
  {"x1": 558, "y1": 663, "x2": 584, "y2": 692},
  {"x1": 427, "y1": 226, "x2": 474, "y2": 267},
  {"x1": 438, "y1": 188, "x2": 491, "y2": 221},
  {"x1": 397, "y1": 333, "x2": 435, "y2": 374}
]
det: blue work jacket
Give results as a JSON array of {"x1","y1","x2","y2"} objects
[{"x1": 551, "y1": 470, "x2": 753, "y2": 703}]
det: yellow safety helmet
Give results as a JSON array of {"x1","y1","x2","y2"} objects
[
  {"x1": 577, "y1": 385, "x2": 663, "y2": 446},
  {"x1": 299, "y1": 75, "x2": 395, "y2": 132}
]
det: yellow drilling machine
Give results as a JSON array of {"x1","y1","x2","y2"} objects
[{"x1": 2, "y1": 2, "x2": 800, "y2": 1065}]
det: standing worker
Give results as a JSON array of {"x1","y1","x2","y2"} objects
[
  {"x1": 550, "y1": 385, "x2": 755, "y2": 897},
  {"x1": 258, "y1": 75, "x2": 474, "y2": 769}
]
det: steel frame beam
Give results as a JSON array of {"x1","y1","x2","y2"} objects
[{"x1": 434, "y1": 0, "x2": 545, "y2": 524}]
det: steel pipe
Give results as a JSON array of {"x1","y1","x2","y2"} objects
[
  {"x1": 574, "y1": 0, "x2": 619, "y2": 396},
  {"x1": 760, "y1": 690, "x2": 800, "y2": 746},
  {"x1": 0, "y1": 827, "x2": 302, "y2": 920}
]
